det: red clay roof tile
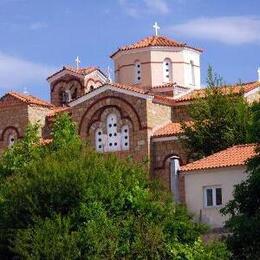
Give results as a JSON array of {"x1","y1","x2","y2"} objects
[
  {"x1": 153, "y1": 122, "x2": 184, "y2": 137},
  {"x1": 47, "y1": 66, "x2": 98, "y2": 80},
  {"x1": 111, "y1": 35, "x2": 202, "y2": 57},
  {"x1": 181, "y1": 144, "x2": 257, "y2": 172},
  {"x1": 175, "y1": 81, "x2": 260, "y2": 102},
  {"x1": 0, "y1": 92, "x2": 54, "y2": 108}
]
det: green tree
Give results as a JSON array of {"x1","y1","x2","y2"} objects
[
  {"x1": 49, "y1": 113, "x2": 81, "y2": 151},
  {"x1": 182, "y1": 66, "x2": 251, "y2": 160},
  {"x1": 0, "y1": 114, "x2": 229, "y2": 259},
  {"x1": 221, "y1": 102, "x2": 260, "y2": 259},
  {"x1": 0, "y1": 123, "x2": 41, "y2": 177},
  {"x1": 206, "y1": 65, "x2": 224, "y2": 87}
]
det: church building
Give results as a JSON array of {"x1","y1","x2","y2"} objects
[{"x1": 0, "y1": 25, "x2": 260, "y2": 206}]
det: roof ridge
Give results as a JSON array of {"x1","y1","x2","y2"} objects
[{"x1": 2, "y1": 91, "x2": 54, "y2": 108}]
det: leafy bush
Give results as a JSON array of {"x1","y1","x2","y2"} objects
[{"x1": 0, "y1": 114, "x2": 229, "y2": 258}]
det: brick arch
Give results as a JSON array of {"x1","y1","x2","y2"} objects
[
  {"x1": 79, "y1": 96, "x2": 144, "y2": 136},
  {"x1": 155, "y1": 153, "x2": 183, "y2": 171},
  {"x1": 1, "y1": 126, "x2": 20, "y2": 141},
  {"x1": 51, "y1": 78, "x2": 83, "y2": 92},
  {"x1": 85, "y1": 78, "x2": 103, "y2": 86},
  {"x1": 86, "y1": 105, "x2": 134, "y2": 135}
]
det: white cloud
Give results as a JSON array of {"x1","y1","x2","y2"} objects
[
  {"x1": 0, "y1": 51, "x2": 55, "y2": 90},
  {"x1": 168, "y1": 16, "x2": 260, "y2": 45},
  {"x1": 143, "y1": 0, "x2": 169, "y2": 15},
  {"x1": 119, "y1": 0, "x2": 169, "y2": 17},
  {"x1": 29, "y1": 22, "x2": 48, "y2": 31}
]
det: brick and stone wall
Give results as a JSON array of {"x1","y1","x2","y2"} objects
[
  {"x1": 50, "y1": 75, "x2": 85, "y2": 106},
  {"x1": 28, "y1": 106, "x2": 53, "y2": 137},
  {"x1": 0, "y1": 103, "x2": 29, "y2": 153},
  {"x1": 171, "y1": 105, "x2": 190, "y2": 122},
  {"x1": 69, "y1": 90, "x2": 151, "y2": 162},
  {"x1": 151, "y1": 137, "x2": 189, "y2": 202}
]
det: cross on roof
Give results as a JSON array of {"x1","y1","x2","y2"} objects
[
  {"x1": 75, "y1": 56, "x2": 81, "y2": 70},
  {"x1": 153, "y1": 22, "x2": 160, "y2": 36}
]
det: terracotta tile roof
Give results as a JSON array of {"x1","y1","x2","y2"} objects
[
  {"x1": 47, "y1": 66, "x2": 98, "y2": 80},
  {"x1": 175, "y1": 81, "x2": 260, "y2": 103},
  {"x1": 111, "y1": 35, "x2": 202, "y2": 57},
  {"x1": 0, "y1": 92, "x2": 54, "y2": 108},
  {"x1": 47, "y1": 106, "x2": 69, "y2": 117},
  {"x1": 153, "y1": 122, "x2": 183, "y2": 137},
  {"x1": 109, "y1": 82, "x2": 150, "y2": 95},
  {"x1": 148, "y1": 83, "x2": 175, "y2": 89},
  {"x1": 152, "y1": 95, "x2": 175, "y2": 106},
  {"x1": 181, "y1": 144, "x2": 257, "y2": 172}
]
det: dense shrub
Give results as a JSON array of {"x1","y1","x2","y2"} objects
[{"x1": 0, "y1": 114, "x2": 230, "y2": 259}]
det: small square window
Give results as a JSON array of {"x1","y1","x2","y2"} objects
[{"x1": 138, "y1": 77, "x2": 141, "y2": 80}]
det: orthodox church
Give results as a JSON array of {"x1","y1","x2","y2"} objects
[{"x1": 0, "y1": 25, "x2": 259, "y2": 208}]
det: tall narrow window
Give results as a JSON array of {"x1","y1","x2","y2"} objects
[
  {"x1": 107, "y1": 113, "x2": 120, "y2": 151},
  {"x1": 204, "y1": 186, "x2": 222, "y2": 208},
  {"x1": 8, "y1": 134, "x2": 16, "y2": 148},
  {"x1": 134, "y1": 61, "x2": 141, "y2": 84},
  {"x1": 190, "y1": 60, "x2": 195, "y2": 86},
  {"x1": 163, "y1": 58, "x2": 172, "y2": 83},
  {"x1": 95, "y1": 128, "x2": 103, "y2": 152},
  {"x1": 121, "y1": 125, "x2": 129, "y2": 150}
]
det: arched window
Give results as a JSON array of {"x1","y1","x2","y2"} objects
[
  {"x1": 8, "y1": 134, "x2": 16, "y2": 148},
  {"x1": 134, "y1": 61, "x2": 141, "y2": 84},
  {"x1": 163, "y1": 58, "x2": 172, "y2": 83},
  {"x1": 106, "y1": 113, "x2": 120, "y2": 151},
  {"x1": 94, "y1": 113, "x2": 131, "y2": 152},
  {"x1": 121, "y1": 125, "x2": 129, "y2": 150},
  {"x1": 190, "y1": 60, "x2": 195, "y2": 86},
  {"x1": 71, "y1": 87, "x2": 78, "y2": 100},
  {"x1": 95, "y1": 128, "x2": 103, "y2": 152},
  {"x1": 61, "y1": 90, "x2": 71, "y2": 103}
]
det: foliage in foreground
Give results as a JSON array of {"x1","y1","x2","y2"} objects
[
  {"x1": 182, "y1": 66, "x2": 253, "y2": 160},
  {"x1": 221, "y1": 102, "x2": 260, "y2": 259},
  {"x1": 0, "y1": 114, "x2": 230, "y2": 259}
]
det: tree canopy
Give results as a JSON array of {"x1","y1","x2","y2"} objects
[
  {"x1": 0, "y1": 114, "x2": 229, "y2": 259},
  {"x1": 221, "y1": 102, "x2": 260, "y2": 259},
  {"x1": 182, "y1": 66, "x2": 253, "y2": 160}
]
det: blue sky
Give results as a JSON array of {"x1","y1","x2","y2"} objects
[{"x1": 0, "y1": 0, "x2": 260, "y2": 100}]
